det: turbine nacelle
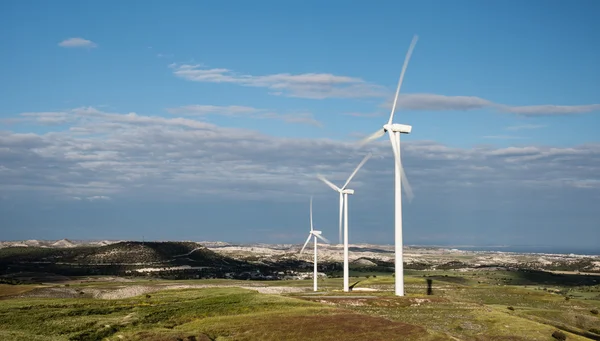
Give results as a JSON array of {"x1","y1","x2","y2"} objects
[
  {"x1": 383, "y1": 123, "x2": 412, "y2": 134},
  {"x1": 340, "y1": 189, "x2": 354, "y2": 195},
  {"x1": 311, "y1": 230, "x2": 323, "y2": 236}
]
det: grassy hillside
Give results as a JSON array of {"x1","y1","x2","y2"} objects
[
  {"x1": 0, "y1": 287, "x2": 447, "y2": 341},
  {"x1": 1, "y1": 268, "x2": 599, "y2": 340}
]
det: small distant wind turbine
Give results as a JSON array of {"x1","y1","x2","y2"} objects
[
  {"x1": 299, "y1": 196, "x2": 330, "y2": 292},
  {"x1": 317, "y1": 152, "x2": 372, "y2": 292},
  {"x1": 358, "y1": 35, "x2": 419, "y2": 297}
]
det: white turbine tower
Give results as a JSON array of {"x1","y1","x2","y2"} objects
[
  {"x1": 358, "y1": 35, "x2": 419, "y2": 296},
  {"x1": 299, "y1": 196, "x2": 330, "y2": 292},
  {"x1": 317, "y1": 152, "x2": 372, "y2": 292}
]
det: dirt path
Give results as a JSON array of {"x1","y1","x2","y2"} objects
[{"x1": 15, "y1": 284, "x2": 308, "y2": 300}]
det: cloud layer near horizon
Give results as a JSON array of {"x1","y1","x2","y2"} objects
[{"x1": 1, "y1": 107, "x2": 599, "y2": 204}]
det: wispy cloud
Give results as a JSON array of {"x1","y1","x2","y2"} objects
[
  {"x1": 19, "y1": 112, "x2": 73, "y2": 125},
  {"x1": 166, "y1": 105, "x2": 322, "y2": 127},
  {"x1": 506, "y1": 124, "x2": 546, "y2": 131},
  {"x1": 501, "y1": 104, "x2": 600, "y2": 116},
  {"x1": 58, "y1": 37, "x2": 98, "y2": 49},
  {"x1": 167, "y1": 105, "x2": 259, "y2": 116},
  {"x1": 380, "y1": 93, "x2": 600, "y2": 116},
  {"x1": 393, "y1": 94, "x2": 493, "y2": 111},
  {"x1": 86, "y1": 196, "x2": 111, "y2": 201},
  {"x1": 342, "y1": 112, "x2": 384, "y2": 118},
  {"x1": 169, "y1": 63, "x2": 600, "y2": 115},
  {"x1": 482, "y1": 135, "x2": 527, "y2": 140},
  {"x1": 169, "y1": 63, "x2": 387, "y2": 99}
]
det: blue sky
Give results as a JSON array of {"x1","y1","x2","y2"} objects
[{"x1": 1, "y1": 1, "x2": 599, "y2": 251}]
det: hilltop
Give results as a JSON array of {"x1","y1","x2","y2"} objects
[
  {"x1": 0, "y1": 241, "x2": 259, "y2": 282},
  {"x1": 1, "y1": 240, "x2": 599, "y2": 284},
  {"x1": 0, "y1": 239, "x2": 120, "y2": 249}
]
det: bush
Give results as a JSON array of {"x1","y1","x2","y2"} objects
[
  {"x1": 589, "y1": 328, "x2": 600, "y2": 335},
  {"x1": 507, "y1": 306, "x2": 515, "y2": 311},
  {"x1": 564, "y1": 296, "x2": 570, "y2": 301},
  {"x1": 552, "y1": 330, "x2": 566, "y2": 340},
  {"x1": 591, "y1": 309, "x2": 599, "y2": 315}
]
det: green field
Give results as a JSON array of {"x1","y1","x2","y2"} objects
[{"x1": 1, "y1": 270, "x2": 599, "y2": 340}]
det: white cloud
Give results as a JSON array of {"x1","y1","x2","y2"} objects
[
  {"x1": 378, "y1": 93, "x2": 600, "y2": 116},
  {"x1": 166, "y1": 105, "x2": 322, "y2": 127},
  {"x1": 169, "y1": 63, "x2": 600, "y2": 116},
  {"x1": 500, "y1": 104, "x2": 600, "y2": 116},
  {"x1": 482, "y1": 135, "x2": 527, "y2": 140},
  {"x1": 395, "y1": 94, "x2": 493, "y2": 111},
  {"x1": 20, "y1": 112, "x2": 73, "y2": 125},
  {"x1": 506, "y1": 124, "x2": 546, "y2": 131},
  {"x1": 58, "y1": 37, "x2": 98, "y2": 48},
  {"x1": 86, "y1": 196, "x2": 111, "y2": 201},
  {"x1": 169, "y1": 63, "x2": 387, "y2": 99},
  {"x1": 166, "y1": 105, "x2": 260, "y2": 116},
  {"x1": 342, "y1": 112, "x2": 384, "y2": 118},
  {"x1": 1, "y1": 107, "x2": 599, "y2": 204}
]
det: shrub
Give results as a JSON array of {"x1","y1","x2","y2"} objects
[
  {"x1": 591, "y1": 309, "x2": 599, "y2": 315},
  {"x1": 507, "y1": 306, "x2": 515, "y2": 311},
  {"x1": 146, "y1": 294, "x2": 152, "y2": 299},
  {"x1": 589, "y1": 328, "x2": 600, "y2": 335},
  {"x1": 552, "y1": 330, "x2": 566, "y2": 340},
  {"x1": 564, "y1": 296, "x2": 570, "y2": 301}
]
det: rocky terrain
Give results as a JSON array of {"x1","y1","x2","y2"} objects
[
  {"x1": 1, "y1": 240, "x2": 599, "y2": 281},
  {"x1": 203, "y1": 242, "x2": 600, "y2": 273}
]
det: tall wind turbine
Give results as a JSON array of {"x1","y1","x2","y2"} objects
[
  {"x1": 358, "y1": 35, "x2": 419, "y2": 297},
  {"x1": 317, "y1": 152, "x2": 372, "y2": 292},
  {"x1": 299, "y1": 196, "x2": 330, "y2": 292}
]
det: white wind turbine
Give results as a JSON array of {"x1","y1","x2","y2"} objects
[
  {"x1": 317, "y1": 152, "x2": 372, "y2": 292},
  {"x1": 360, "y1": 35, "x2": 418, "y2": 296},
  {"x1": 299, "y1": 196, "x2": 331, "y2": 292},
  {"x1": 358, "y1": 35, "x2": 419, "y2": 297}
]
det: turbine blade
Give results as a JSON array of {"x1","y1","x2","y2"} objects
[
  {"x1": 310, "y1": 196, "x2": 314, "y2": 232},
  {"x1": 317, "y1": 174, "x2": 340, "y2": 192},
  {"x1": 341, "y1": 152, "x2": 372, "y2": 190},
  {"x1": 388, "y1": 35, "x2": 419, "y2": 126},
  {"x1": 339, "y1": 193, "x2": 343, "y2": 244},
  {"x1": 389, "y1": 131, "x2": 414, "y2": 202},
  {"x1": 315, "y1": 234, "x2": 330, "y2": 244},
  {"x1": 358, "y1": 128, "x2": 385, "y2": 147},
  {"x1": 299, "y1": 234, "x2": 312, "y2": 254},
  {"x1": 401, "y1": 166, "x2": 414, "y2": 202}
]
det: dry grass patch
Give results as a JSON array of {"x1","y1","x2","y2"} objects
[
  {"x1": 0, "y1": 284, "x2": 40, "y2": 297},
  {"x1": 126, "y1": 309, "x2": 450, "y2": 341}
]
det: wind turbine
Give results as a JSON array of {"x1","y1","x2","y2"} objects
[
  {"x1": 299, "y1": 196, "x2": 330, "y2": 292},
  {"x1": 358, "y1": 35, "x2": 418, "y2": 296},
  {"x1": 317, "y1": 152, "x2": 372, "y2": 292}
]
